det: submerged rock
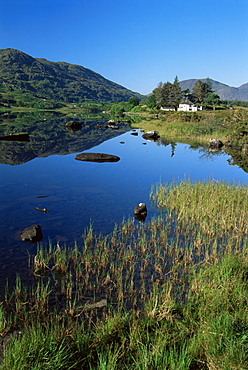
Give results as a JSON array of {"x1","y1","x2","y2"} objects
[
  {"x1": 75, "y1": 153, "x2": 120, "y2": 163},
  {"x1": 20, "y1": 224, "x2": 43, "y2": 243}
]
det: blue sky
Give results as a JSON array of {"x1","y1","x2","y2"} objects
[{"x1": 1, "y1": 0, "x2": 248, "y2": 94}]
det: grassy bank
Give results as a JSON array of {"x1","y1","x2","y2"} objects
[
  {"x1": 0, "y1": 180, "x2": 248, "y2": 369},
  {"x1": 132, "y1": 109, "x2": 248, "y2": 147}
]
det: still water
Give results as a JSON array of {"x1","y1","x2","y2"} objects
[{"x1": 0, "y1": 113, "x2": 247, "y2": 285}]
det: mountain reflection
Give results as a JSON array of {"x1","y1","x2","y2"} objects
[{"x1": 0, "y1": 113, "x2": 130, "y2": 165}]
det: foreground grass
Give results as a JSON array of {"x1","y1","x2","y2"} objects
[{"x1": 0, "y1": 180, "x2": 248, "y2": 369}]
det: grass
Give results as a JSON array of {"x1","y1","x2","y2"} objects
[
  {"x1": 150, "y1": 178, "x2": 248, "y2": 237},
  {"x1": 132, "y1": 109, "x2": 248, "y2": 147},
  {"x1": 0, "y1": 180, "x2": 247, "y2": 369}
]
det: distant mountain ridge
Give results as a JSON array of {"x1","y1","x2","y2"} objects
[
  {"x1": 0, "y1": 48, "x2": 142, "y2": 103},
  {"x1": 179, "y1": 78, "x2": 248, "y2": 102}
]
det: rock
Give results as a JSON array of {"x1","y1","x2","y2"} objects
[
  {"x1": 142, "y1": 131, "x2": 160, "y2": 141},
  {"x1": 64, "y1": 121, "x2": 82, "y2": 131},
  {"x1": 75, "y1": 153, "x2": 120, "y2": 163},
  {"x1": 105, "y1": 120, "x2": 120, "y2": 129},
  {"x1": 131, "y1": 132, "x2": 138, "y2": 136},
  {"x1": 20, "y1": 224, "x2": 43, "y2": 243},
  {"x1": 35, "y1": 207, "x2": 49, "y2": 213},
  {"x1": 134, "y1": 203, "x2": 147, "y2": 222},
  {"x1": 209, "y1": 138, "x2": 223, "y2": 149}
]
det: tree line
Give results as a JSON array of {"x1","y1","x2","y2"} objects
[{"x1": 147, "y1": 77, "x2": 221, "y2": 110}]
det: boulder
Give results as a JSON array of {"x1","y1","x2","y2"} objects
[
  {"x1": 134, "y1": 203, "x2": 147, "y2": 222},
  {"x1": 142, "y1": 131, "x2": 160, "y2": 141},
  {"x1": 20, "y1": 224, "x2": 43, "y2": 243},
  {"x1": 75, "y1": 153, "x2": 120, "y2": 163},
  {"x1": 209, "y1": 138, "x2": 223, "y2": 149}
]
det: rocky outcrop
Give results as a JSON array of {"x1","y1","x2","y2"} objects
[
  {"x1": 75, "y1": 153, "x2": 120, "y2": 163},
  {"x1": 20, "y1": 224, "x2": 43, "y2": 243}
]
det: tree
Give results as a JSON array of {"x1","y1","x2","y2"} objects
[
  {"x1": 128, "y1": 97, "x2": 140, "y2": 107},
  {"x1": 204, "y1": 93, "x2": 220, "y2": 110},
  {"x1": 181, "y1": 88, "x2": 194, "y2": 102},
  {"x1": 205, "y1": 78, "x2": 213, "y2": 95},
  {"x1": 152, "y1": 77, "x2": 182, "y2": 109},
  {"x1": 192, "y1": 79, "x2": 213, "y2": 106},
  {"x1": 172, "y1": 76, "x2": 181, "y2": 109},
  {"x1": 153, "y1": 82, "x2": 164, "y2": 108},
  {"x1": 162, "y1": 81, "x2": 173, "y2": 108},
  {"x1": 146, "y1": 94, "x2": 156, "y2": 109}
]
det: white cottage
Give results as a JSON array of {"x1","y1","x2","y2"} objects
[
  {"x1": 177, "y1": 100, "x2": 202, "y2": 112},
  {"x1": 160, "y1": 107, "x2": 175, "y2": 111}
]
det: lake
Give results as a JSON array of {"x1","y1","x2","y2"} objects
[{"x1": 0, "y1": 112, "x2": 247, "y2": 286}]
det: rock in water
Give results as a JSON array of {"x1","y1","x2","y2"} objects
[
  {"x1": 142, "y1": 131, "x2": 160, "y2": 141},
  {"x1": 209, "y1": 138, "x2": 223, "y2": 148},
  {"x1": 20, "y1": 224, "x2": 43, "y2": 243},
  {"x1": 64, "y1": 121, "x2": 82, "y2": 131},
  {"x1": 134, "y1": 203, "x2": 147, "y2": 222},
  {"x1": 75, "y1": 153, "x2": 120, "y2": 163}
]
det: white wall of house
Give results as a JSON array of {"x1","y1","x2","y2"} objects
[
  {"x1": 160, "y1": 107, "x2": 176, "y2": 111},
  {"x1": 177, "y1": 103, "x2": 202, "y2": 112}
]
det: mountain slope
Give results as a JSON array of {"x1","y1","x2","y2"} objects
[
  {"x1": 179, "y1": 78, "x2": 248, "y2": 101},
  {"x1": 0, "y1": 48, "x2": 142, "y2": 103}
]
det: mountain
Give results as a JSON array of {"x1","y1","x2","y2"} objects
[
  {"x1": 0, "y1": 48, "x2": 143, "y2": 103},
  {"x1": 1, "y1": 49, "x2": 247, "y2": 103},
  {"x1": 179, "y1": 78, "x2": 248, "y2": 101}
]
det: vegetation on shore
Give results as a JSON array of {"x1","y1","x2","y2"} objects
[
  {"x1": 0, "y1": 180, "x2": 247, "y2": 369},
  {"x1": 129, "y1": 107, "x2": 248, "y2": 149},
  {"x1": 1, "y1": 71, "x2": 248, "y2": 367}
]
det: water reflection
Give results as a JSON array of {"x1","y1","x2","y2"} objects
[
  {"x1": 0, "y1": 112, "x2": 247, "y2": 289},
  {"x1": 0, "y1": 113, "x2": 130, "y2": 165}
]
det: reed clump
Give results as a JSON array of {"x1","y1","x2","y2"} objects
[
  {"x1": 151, "y1": 178, "x2": 248, "y2": 239},
  {"x1": 0, "y1": 180, "x2": 247, "y2": 368}
]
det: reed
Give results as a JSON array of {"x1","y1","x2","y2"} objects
[
  {"x1": 0, "y1": 180, "x2": 247, "y2": 368},
  {"x1": 151, "y1": 179, "x2": 248, "y2": 236}
]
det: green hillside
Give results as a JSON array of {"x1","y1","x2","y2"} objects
[{"x1": 0, "y1": 48, "x2": 143, "y2": 103}]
